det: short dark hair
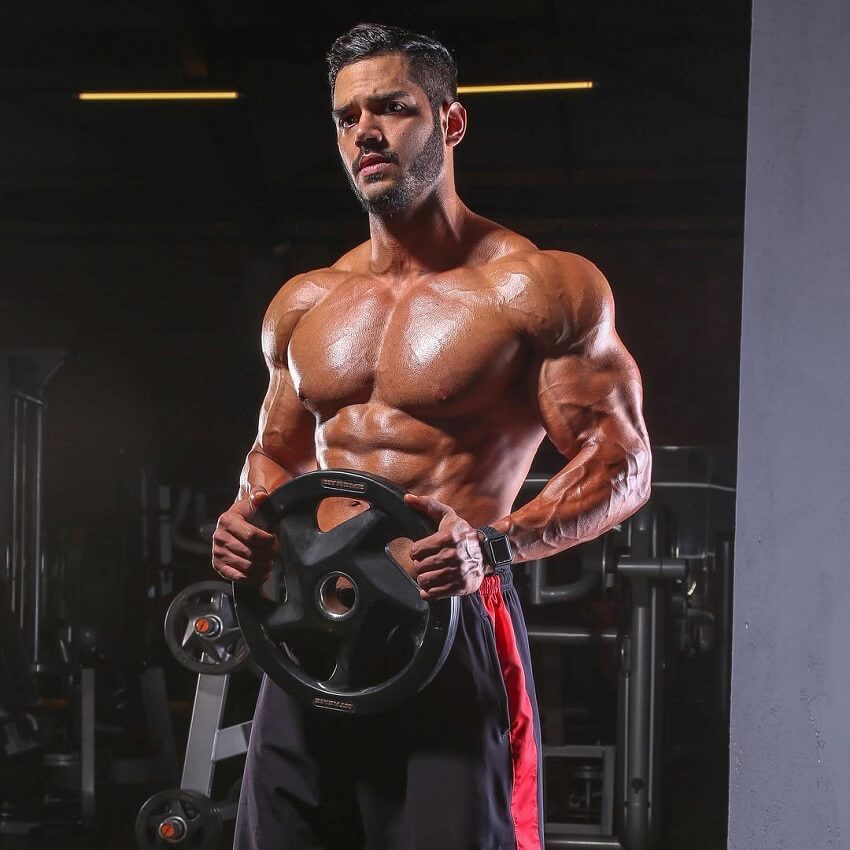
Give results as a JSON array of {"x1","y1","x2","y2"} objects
[{"x1": 327, "y1": 23, "x2": 457, "y2": 115}]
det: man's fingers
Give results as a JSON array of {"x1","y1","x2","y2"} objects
[
  {"x1": 212, "y1": 548, "x2": 272, "y2": 583},
  {"x1": 416, "y1": 566, "x2": 457, "y2": 590},
  {"x1": 219, "y1": 511, "x2": 276, "y2": 545},
  {"x1": 216, "y1": 562, "x2": 271, "y2": 585},
  {"x1": 213, "y1": 495, "x2": 278, "y2": 585},
  {"x1": 404, "y1": 493, "x2": 453, "y2": 523},
  {"x1": 409, "y1": 530, "x2": 453, "y2": 560},
  {"x1": 411, "y1": 550, "x2": 458, "y2": 575},
  {"x1": 211, "y1": 549, "x2": 252, "y2": 574},
  {"x1": 212, "y1": 531, "x2": 254, "y2": 561},
  {"x1": 419, "y1": 582, "x2": 462, "y2": 600},
  {"x1": 213, "y1": 561, "x2": 250, "y2": 582}
]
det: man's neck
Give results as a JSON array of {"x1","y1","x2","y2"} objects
[{"x1": 367, "y1": 187, "x2": 472, "y2": 277}]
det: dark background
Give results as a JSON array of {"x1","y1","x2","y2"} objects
[
  {"x1": 0, "y1": 5, "x2": 749, "y2": 847},
  {"x1": 0, "y1": 0, "x2": 749, "y2": 543}
]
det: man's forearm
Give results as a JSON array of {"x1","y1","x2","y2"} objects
[
  {"x1": 236, "y1": 448, "x2": 300, "y2": 503},
  {"x1": 491, "y1": 441, "x2": 652, "y2": 563}
]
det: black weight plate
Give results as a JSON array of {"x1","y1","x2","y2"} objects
[
  {"x1": 164, "y1": 581, "x2": 252, "y2": 675},
  {"x1": 135, "y1": 788, "x2": 221, "y2": 850},
  {"x1": 234, "y1": 469, "x2": 459, "y2": 715}
]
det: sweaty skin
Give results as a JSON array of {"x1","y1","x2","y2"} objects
[{"x1": 213, "y1": 53, "x2": 651, "y2": 599}]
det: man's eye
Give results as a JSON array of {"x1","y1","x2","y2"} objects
[
  {"x1": 387, "y1": 102, "x2": 405, "y2": 113},
  {"x1": 338, "y1": 115, "x2": 356, "y2": 128}
]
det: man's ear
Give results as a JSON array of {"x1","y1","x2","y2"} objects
[{"x1": 444, "y1": 101, "x2": 467, "y2": 147}]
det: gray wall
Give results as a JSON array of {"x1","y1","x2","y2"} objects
[{"x1": 729, "y1": 1, "x2": 850, "y2": 847}]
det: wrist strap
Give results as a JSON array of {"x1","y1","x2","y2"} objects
[{"x1": 477, "y1": 525, "x2": 513, "y2": 571}]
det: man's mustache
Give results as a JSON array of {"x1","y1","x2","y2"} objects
[{"x1": 353, "y1": 149, "x2": 400, "y2": 174}]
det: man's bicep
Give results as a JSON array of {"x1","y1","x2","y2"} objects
[{"x1": 537, "y1": 331, "x2": 648, "y2": 463}]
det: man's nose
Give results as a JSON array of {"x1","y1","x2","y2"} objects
[{"x1": 355, "y1": 113, "x2": 385, "y2": 148}]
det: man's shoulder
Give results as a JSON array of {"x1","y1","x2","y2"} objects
[
  {"x1": 486, "y1": 244, "x2": 602, "y2": 283},
  {"x1": 483, "y1": 242, "x2": 608, "y2": 300},
  {"x1": 259, "y1": 263, "x2": 348, "y2": 359},
  {"x1": 261, "y1": 243, "x2": 371, "y2": 352},
  {"x1": 267, "y1": 247, "x2": 368, "y2": 314},
  {"x1": 483, "y1": 245, "x2": 614, "y2": 347},
  {"x1": 471, "y1": 218, "x2": 602, "y2": 285}
]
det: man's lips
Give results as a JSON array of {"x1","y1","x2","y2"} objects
[{"x1": 356, "y1": 154, "x2": 393, "y2": 175}]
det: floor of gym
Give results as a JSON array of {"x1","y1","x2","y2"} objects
[{"x1": 2, "y1": 757, "x2": 728, "y2": 850}]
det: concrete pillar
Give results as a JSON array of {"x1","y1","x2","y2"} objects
[{"x1": 730, "y1": 1, "x2": 850, "y2": 847}]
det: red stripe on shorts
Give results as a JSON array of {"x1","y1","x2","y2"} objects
[{"x1": 479, "y1": 576, "x2": 541, "y2": 850}]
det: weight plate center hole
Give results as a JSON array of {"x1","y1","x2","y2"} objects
[
  {"x1": 316, "y1": 572, "x2": 358, "y2": 620},
  {"x1": 159, "y1": 816, "x2": 187, "y2": 842},
  {"x1": 193, "y1": 615, "x2": 222, "y2": 637}
]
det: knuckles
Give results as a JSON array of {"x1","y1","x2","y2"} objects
[
  {"x1": 211, "y1": 511, "x2": 276, "y2": 582},
  {"x1": 214, "y1": 513, "x2": 274, "y2": 550}
]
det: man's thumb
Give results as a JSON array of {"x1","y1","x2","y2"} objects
[
  {"x1": 404, "y1": 492, "x2": 451, "y2": 522},
  {"x1": 249, "y1": 486, "x2": 270, "y2": 509},
  {"x1": 233, "y1": 487, "x2": 270, "y2": 517}
]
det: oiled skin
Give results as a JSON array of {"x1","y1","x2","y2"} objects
[
  {"x1": 239, "y1": 223, "x2": 650, "y2": 562},
  {"x1": 213, "y1": 51, "x2": 651, "y2": 591}
]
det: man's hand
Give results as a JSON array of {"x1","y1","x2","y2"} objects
[
  {"x1": 212, "y1": 488, "x2": 278, "y2": 584},
  {"x1": 404, "y1": 494, "x2": 487, "y2": 600}
]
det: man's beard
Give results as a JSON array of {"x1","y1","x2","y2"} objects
[{"x1": 346, "y1": 118, "x2": 445, "y2": 217}]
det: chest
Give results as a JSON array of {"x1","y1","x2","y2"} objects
[{"x1": 287, "y1": 279, "x2": 525, "y2": 417}]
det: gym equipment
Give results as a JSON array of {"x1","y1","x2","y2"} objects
[
  {"x1": 178, "y1": 671, "x2": 251, "y2": 807},
  {"x1": 0, "y1": 577, "x2": 44, "y2": 836},
  {"x1": 135, "y1": 788, "x2": 221, "y2": 850},
  {"x1": 524, "y1": 494, "x2": 690, "y2": 850},
  {"x1": 164, "y1": 581, "x2": 251, "y2": 675},
  {"x1": 1, "y1": 350, "x2": 65, "y2": 671},
  {"x1": 134, "y1": 666, "x2": 253, "y2": 850},
  {"x1": 235, "y1": 469, "x2": 460, "y2": 715},
  {"x1": 2, "y1": 613, "x2": 179, "y2": 834},
  {"x1": 1, "y1": 350, "x2": 185, "y2": 834},
  {"x1": 136, "y1": 564, "x2": 261, "y2": 848},
  {"x1": 0, "y1": 578, "x2": 39, "y2": 727},
  {"x1": 519, "y1": 477, "x2": 620, "y2": 606}
]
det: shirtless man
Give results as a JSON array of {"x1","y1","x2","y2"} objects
[{"x1": 213, "y1": 23, "x2": 651, "y2": 850}]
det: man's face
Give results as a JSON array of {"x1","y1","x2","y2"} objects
[{"x1": 332, "y1": 53, "x2": 445, "y2": 216}]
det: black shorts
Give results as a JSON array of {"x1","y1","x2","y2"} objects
[{"x1": 234, "y1": 565, "x2": 543, "y2": 850}]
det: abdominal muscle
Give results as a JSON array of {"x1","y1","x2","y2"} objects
[{"x1": 314, "y1": 400, "x2": 545, "y2": 530}]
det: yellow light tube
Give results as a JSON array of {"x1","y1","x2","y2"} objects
[
  {"x1": 457, "y1": 81, "x2": 593, "y2": 94},
  {"x1": 77, "y1": 91, "x2": 239, "y2": 102}
]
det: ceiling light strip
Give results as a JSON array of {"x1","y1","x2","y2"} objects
[
  {"x1": 77, "y1": 82, "x2": 592, "y2": 102},
  {"x1": 77, "y1": 91, "x2": 239, "y2": 102},
  {"x1": 457, "y1": 81, "x2": 593, "y2": 94}
]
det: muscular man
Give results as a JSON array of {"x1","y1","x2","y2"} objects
[{"x1": 214, "y1": 23, "x2": 651, "y2": 850}]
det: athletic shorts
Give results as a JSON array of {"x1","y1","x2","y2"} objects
[{"x1": 234, "y1": 564, "x2": 544, "y2": 850}]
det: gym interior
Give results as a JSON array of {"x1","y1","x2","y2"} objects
[{"x1": 2, "y1": 3, "x2": 848, "y2": 849}]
